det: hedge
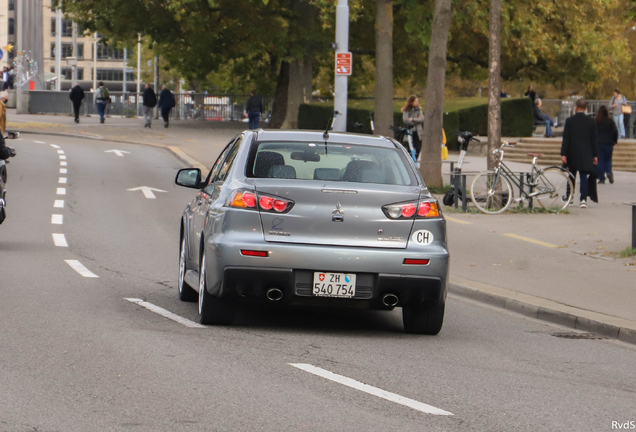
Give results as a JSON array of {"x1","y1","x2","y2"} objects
[{"x1": 297, "y1": 97, "x2": 533, "y2": 150}]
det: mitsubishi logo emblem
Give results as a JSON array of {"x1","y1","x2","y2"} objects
[{"x1": 332, "y1": 202, "x2": 345, "y2": 215}]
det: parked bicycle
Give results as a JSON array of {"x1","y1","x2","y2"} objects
[
  {"x1": 389, "y1": 124, "x2": 417, "y2": 162},
  {"x1": 470, "y1": 142, "x2": 574, "y2": 214}
]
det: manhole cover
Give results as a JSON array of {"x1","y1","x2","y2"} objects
[{"x1": 551, "y1": 332, "x2": 605, "y2": 340}]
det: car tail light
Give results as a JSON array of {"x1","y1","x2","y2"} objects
[
  {"x1": 403, "y1": 259, "x2": 430, "y2": 265},
  {"x1": 241, "y1": 250, "x2": 268, "y2": 257},
  {"x1": 229, "y1": 191, "x2": 257, "y2": 208},
  {"x1": 383, "y1": 200, "x2": 440, "y2": 219},
  {"x1": 228, "y1": 190, "x2": 294, "y2": 213}
]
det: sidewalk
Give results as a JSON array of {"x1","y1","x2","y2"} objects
[{"x1": 10, "y1": 111, "x2": 636, "y2": 344}]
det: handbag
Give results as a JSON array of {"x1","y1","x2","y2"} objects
[{"x1": 622, "y1": 105, "x2": 632, "y2": 114}]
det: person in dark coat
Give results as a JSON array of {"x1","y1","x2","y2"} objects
[
  {"x1": 594, "y1": 105, "x2": 618, "y2": 184},
  {"x1": 245, "y1": 90, "x2": 263, "y2": 129},
  {"x1": 157, "y1": 85, "x2": 175, "y2": 128},
  {"x1": 69, "y1": 83, "x2": 85, "y2": 124},
  {"x1": 142, "y1": 84, "x2": 157, "y2": 128},
  {"x1": 561, "y1": 98, "x2": 598, "y2": 208},
  {"x1": 525, "y1": 85, "x2": 537, "y2": 104}
]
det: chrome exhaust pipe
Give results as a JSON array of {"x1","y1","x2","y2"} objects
[
  {"x1": 266, "y1": 288, "x2": 283, "y2": 301},
  {"x1": 382, "y1": 294, "x2": 399, "y2": 307}
]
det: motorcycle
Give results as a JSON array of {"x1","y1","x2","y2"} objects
[
  {"x1": 0, "y1": 131, "x2": 20, "y2": 224},
  {"x1": 443, "y1": 130, "x2": 480, "y2": 206}
]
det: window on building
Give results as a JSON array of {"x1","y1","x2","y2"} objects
[
  {"x1": 62, "y1": 19, "x2": 73, "y2": 37},
  {"x1": 51, "y1": 67, "x2": 85, "y2": 81},
  {"x1": 96, "y1": 69, "x2": 134, "y2": 82},
  {"x1": 50, "y1": 43, "x2": 74, "y2": 59},
  {"x1": 96, "y1": 44, "x2": 124, "y2": 60},
  {"x1": 51, "y1": 18, "x2": 55, "y2": 36},
  {"x1": 8, "y1": 0, "x2": 15, "y2": 11},
  {"x1": 77, "y1": 43, "x2": 84, "y2": 60},
  {"x1": 8, "y1": 19, "x2": 14, "y2": 36}
]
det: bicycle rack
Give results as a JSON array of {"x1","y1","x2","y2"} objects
[{"x1": 624, "y1": 202, "x2": 636, "y2": 248}]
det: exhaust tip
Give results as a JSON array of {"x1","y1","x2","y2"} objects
[
  {"x1": 266, "y1": 288, "x2": 283, "y2": 301},
  {"x1": 382, "y1": 294, "x2": 399, "y2": 307}
]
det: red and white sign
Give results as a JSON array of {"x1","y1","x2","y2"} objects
[{"x1": 336, "y1": 52, "x2": 352, "y2": 76}]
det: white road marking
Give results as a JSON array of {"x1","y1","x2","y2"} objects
[
  {"x1": 289, "y1": 363, "x2": 454, "y2": 416},
  {"x1": 51, "y1": 214, "x2": 63, "y2": 224},
  {"x1": 60, "y1": 161, "x2": 67, "y2": 166},
  {"x1": 59, "y1": 155, "x2": 67, "y2": 160},
  {"x1": 105, "y1": 149, "x2": 130, "y2": 157},
  {"x1": 54, "y1": 200, "x2": 64, "y2": 208},
  {"x1": 60, "y1": 168, "x2": 67, "y2": 174},
  {"x1": 34, "y1": 141, "x2": 46, "y2": 144},
  {"x1": 59, "y1": 177, "x2": 67, "y2": 184},
  {"x1": 57, "y1": 150, "x2": 65, "y2": 154},
  {"x1": 65, "y1": 260, "x2": 99, "y2": 278},
  {"x1": 126, "y1": 186, "x2": 167, "y2": 199},
  {"x1": 52, "y1": 233, "x2": 68, "y2": 247},
  {"x1": 56, "y1": 188, "x2": 66, "y2": 195},
  {"x1": 50, "y1": 144, "x2": 60, "y2": 149},
  {"x1": 124, "y1": 298, "x2": 205, "y2": 328}
]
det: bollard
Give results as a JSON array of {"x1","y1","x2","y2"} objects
[{"x1": 624, "y1": 202, "x2": 636, "y2": 249}]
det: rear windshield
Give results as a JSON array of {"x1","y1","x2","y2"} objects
[{"x1": 247, "y1": 141, "x2": 415, "y2": 186}]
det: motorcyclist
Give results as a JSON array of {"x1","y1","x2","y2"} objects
[{"x1": 0, "y1": 91, "x2": 16, "y2": 159}]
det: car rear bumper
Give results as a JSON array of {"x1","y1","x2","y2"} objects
[{"x1": 204, "y1": 238, "x2": 449, "y2": 308}]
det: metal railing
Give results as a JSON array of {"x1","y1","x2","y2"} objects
[
  {"x1": 27, "y1": 91, "x2": 275, "y2": 122},
  {"x1": 543, "y1": 99, "x2": 636, "y2": 138}
]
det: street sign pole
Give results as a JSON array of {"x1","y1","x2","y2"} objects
[
  {"x1": 333, "y1": 0, "x2": 349, "y2": 132},
  {"x1": 55, "y1": 4, "x2": 62, "y2": 91}
]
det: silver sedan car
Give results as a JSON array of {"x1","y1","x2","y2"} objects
[{"x1": 175, "y1": 130, "x2": 449, "y2": 334}]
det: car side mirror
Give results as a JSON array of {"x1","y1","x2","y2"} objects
[{"x1": 175, "y1": 168, "x2": 201, "y2": 188}]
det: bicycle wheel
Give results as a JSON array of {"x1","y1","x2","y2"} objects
[
  {"x1": 535, "y1": 168, "x2": 573, "y2": 212},
  {"x1": 470, "y1": 171, "x2": 513, "y2": 214}
]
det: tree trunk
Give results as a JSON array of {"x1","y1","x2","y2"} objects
[
  {"x1": 270, "y1": 60, "x2": 290, "y2": 129},
  {"x1": 487, "y1": 0, "x2": 501, "y2": 170},
  {"x1": 420, "y1": 0, "x2": 452, "y2": 188},
  {"x1": 281, "y1": 52, "x2": 313, "y2": 129},
  {"x1": 374, "y1": 0, "x2": 393, "y2": 137}
]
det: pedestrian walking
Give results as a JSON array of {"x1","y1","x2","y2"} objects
[
  {"x1": 609, "y1": 89, "x2": 628, "y2": 139},
  {"x1": 142, "y1": 84, "x2": 157, "y2": 128},
  {"x1": 401, "y1": 95, "x2": 424, "y2": 160},
  {"x1": 94, "y1": 82, "x2": 110, "y2": 124},
  {"x1": 595, "y1": 105, "x2": 618, "y2": 185},
  {"x1": 561, "y1": 98, "x2": 598, "y2": 208},
  {"x1": 533, "y1": 98, "x2": 554, "y2": 137},
  {"x1": 0, "y1": 91, "x2": 8, "y2": 136},
  {"x1": 69, "y1": 83, "x2": 85, "y2": 124},
  {"x1": 524, "y1": 85, "x2": 537, "y2": 105},
  {"x1": 2, "y1": 67, "x2": 9, "y2": 90},
  {"x1": 245, "y1": 90, "x2": 263, "y2": 129},
  {"x1": 157, "y1": 85, "x2": 175, "y2": 128},
  {"x1": 6, "y1": 67, "x2": 14, "y2": 89}
]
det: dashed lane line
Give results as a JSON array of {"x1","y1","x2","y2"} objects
[
  {"x1": 60, "y1": 161, "x2": 67, "y2": 166},
  {"x1": 51, "y1": 214, "x2": 63, "y2": 225},
  {"x1": 59, "y1": 177, "x2": 67, "y2": 184},
  {"x1": 56, "y1": 188, "x2": 66, "y2": 195},
  {"x1": 289, "y1": 363, "x2": 454, "y2": 416},
  {"x1": 503, "y1": 233, "x2": 559, "y2": 248},
  {"x1": 54, "y1": 200, "x2": 64, "y2": 208},
  {"x1": 65, "y1": 260, "x2": 99, "y2": 278},
  {"x1": 57, "y1": 150, "x2": 65, "y2": 154},
  {"x1": 59, "y1": 155, "x2": 67, "y2": 160},
  {"x1": 444, "y1": 216, "x2": 472, "y2": 225},
  {"x1": 49, "y1": 144, "x2": 60, "y2": 149},
  {"x1": 34, "y1": 141, "x2": 46, "y2": 144},
  {"x1": 52, "y1": 233, "x2": 68, "y2": 247},
  {"x1": 124, "y1": 298, "x2": 205, "y2": 328},
  {"x1": 60, "y1": 168, "x2": 67, "y2": 174}
]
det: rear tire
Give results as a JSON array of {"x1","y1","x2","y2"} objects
[
  {"x1": 198, "y1": 248, "x2": 235, "y2": 325},
  {"x1": 535, "y1": 168, "x2": 573, "y2": 212},
  {"x1": 402, "y1": 302, "x2": 445, "y2": 335},
  {"x1": 178, "y1": 235, "x2": 198, "y2": 302}
]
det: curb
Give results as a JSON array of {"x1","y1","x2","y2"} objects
[{"x1": 449, "y1": 275, "x2": 636, "y2": 345}]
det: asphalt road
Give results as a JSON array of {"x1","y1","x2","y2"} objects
[{"x1": 1, "y1": 136, "x2": 634, "y2": 432}]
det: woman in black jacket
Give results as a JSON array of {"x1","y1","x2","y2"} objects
[{"x1": 595, "y1": 105, "x2": 618, "y2": 184}]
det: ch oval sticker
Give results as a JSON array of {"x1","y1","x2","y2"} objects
[{"x1": 412, "y1": 230, "x2": 434, "y2": 245}]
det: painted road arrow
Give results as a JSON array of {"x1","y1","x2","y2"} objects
[
  {"x1": 105, "y1": 150, "x2": 131, "y2": 157},
  {"x1": 126, "y1": 186, "x2": 167, "y2": 199}
]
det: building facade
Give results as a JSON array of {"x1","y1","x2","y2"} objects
[{"x1": 1, "y1": 0, "x2": 136, "y2": 91}]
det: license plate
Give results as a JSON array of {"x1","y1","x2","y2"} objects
[{"x1": 312, "y1": 272, "x2": 356, "y2": 298}]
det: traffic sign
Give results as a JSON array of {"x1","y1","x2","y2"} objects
[{"x1": 336, "y1": 52, "x2": 352, "y2": 76}]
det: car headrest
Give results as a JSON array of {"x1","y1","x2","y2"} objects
[
  {"x1": 267, "y1": 165, "x2": 297, "y2": 179},
  {"x1": 343, "y1": 160, "x2": 380, "y2": 182},
  {"x1": 254, "y1": 151, "x2": 285, "y2": 178}
]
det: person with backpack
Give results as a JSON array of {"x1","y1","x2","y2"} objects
[
  {"x1": 142, "y1": 84, "x2": 157, "y2": 128},
  {"x1": 157, "y1": 85, "x2": 176, "y2": 128},
  {"x1": 69, "y1": 83, "x2": 85, "y2": 124},
  {"x1": 94, "y1": 82, "x2": 110, "y2": 124}
]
